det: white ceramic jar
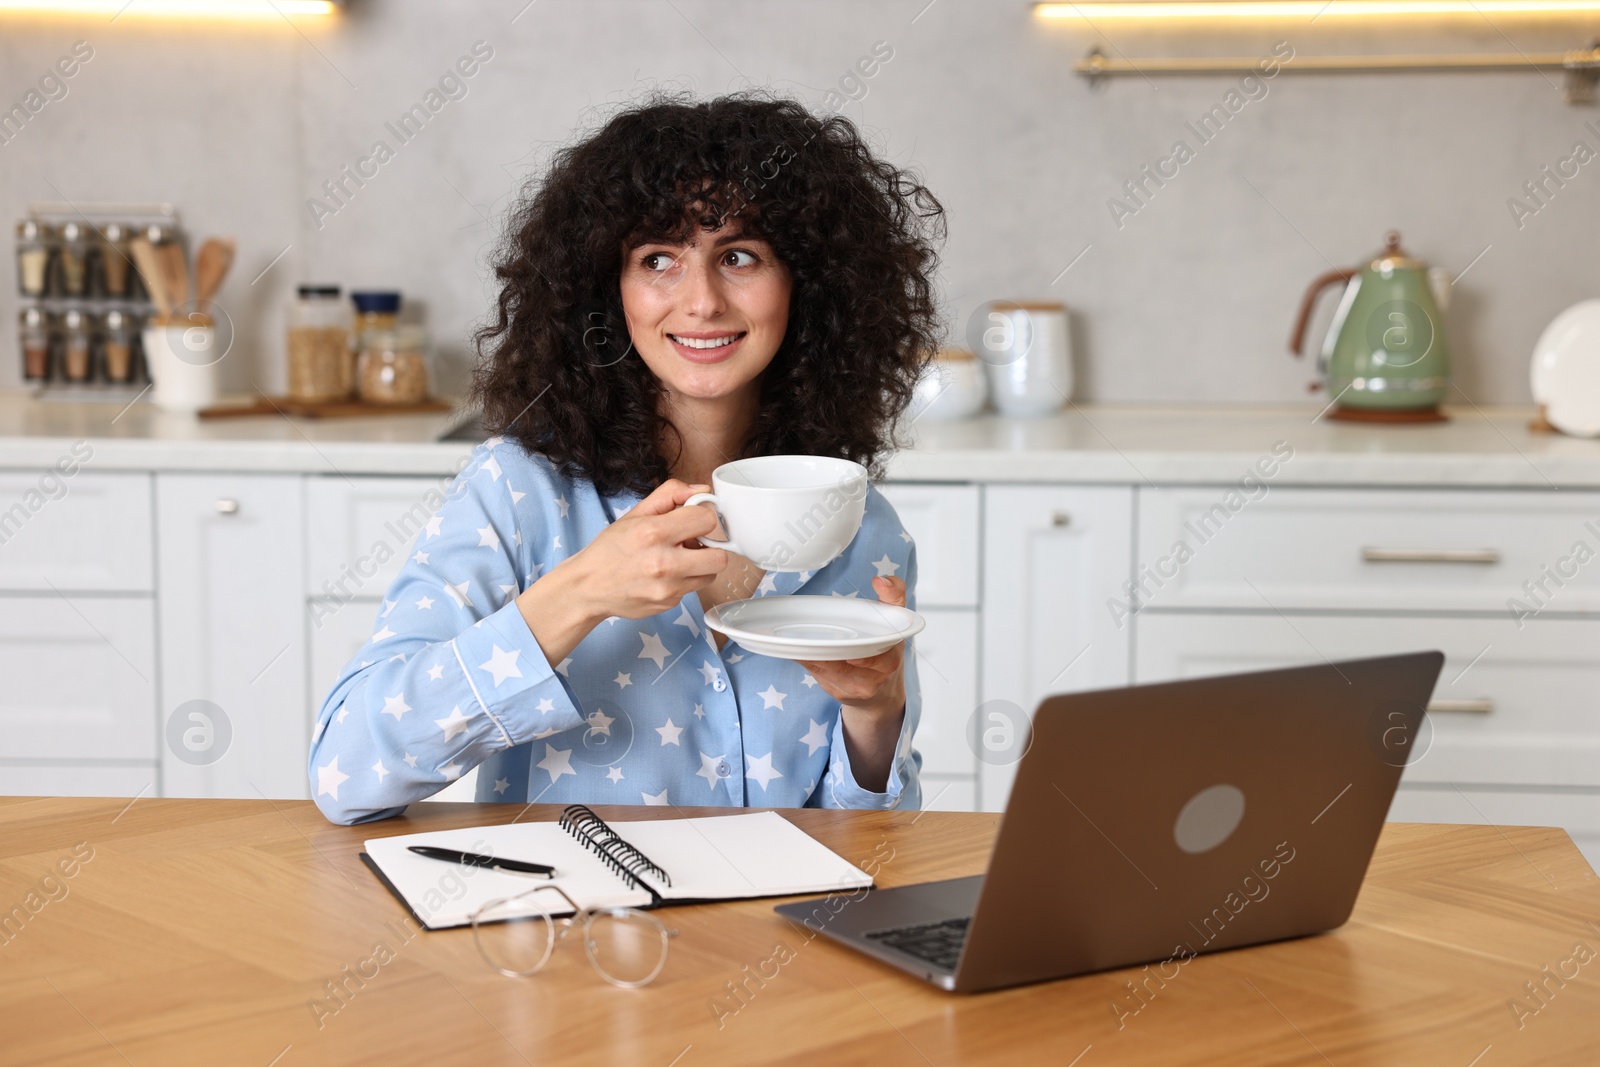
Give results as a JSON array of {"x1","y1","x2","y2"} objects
[{"x1": 976, "y1": 301, "x2": 1072, "y2": 417}]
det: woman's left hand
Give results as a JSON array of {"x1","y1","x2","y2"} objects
[{"x1": 797, "y1": 575, "x2": 907, "y2": 720}]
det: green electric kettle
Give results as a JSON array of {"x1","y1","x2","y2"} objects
[{"x1": 1289, "y1": 231, "x2": 1450, "y2": 422}]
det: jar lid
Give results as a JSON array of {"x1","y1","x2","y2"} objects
[
  {"x1": 936, "y1": 346, "x2": 975, "y2": 362},
  {"x1": 144, "y1": 223, "x2": 169, "y2": 243},
  {"x1": 62, "y1": 308, "x2": 87, "y2": 329},
  {"x1": 297, "y1": 284, "x2": 342, "y2": 298},
  {"x1": 16, "y1": 219, "x2": 45, "y2": 241},
  {"x1": 19, "y1": 306, "x2": 45, "y2": 327},
  {"x1": 104, "y1": 308, "x2": 127, "y2": 328},
  {"x1": 61, "y1": 221, "x2": 84, "y2": 242},
  {"x1": 351, "y1": 290, "x2": 402, "y2": 314},
  {"x1": 101, "y1": 222, "x2": 127, "y2": 242}
]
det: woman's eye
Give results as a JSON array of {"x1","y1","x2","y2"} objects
[
  {"x1": 640, "y1": 252, "x2": 678, "y2": 272},
  {"x1": 723, "y1": 249, "x2": 757, "y2": 268}
]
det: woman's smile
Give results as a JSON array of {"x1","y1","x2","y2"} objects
[{"x1": 667, "y1": 329, "x2": 747, "y2": 363}]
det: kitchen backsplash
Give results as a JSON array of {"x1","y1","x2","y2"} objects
[{"x1": 1, "y1": 1, "x2": 1596, "y2": 404}]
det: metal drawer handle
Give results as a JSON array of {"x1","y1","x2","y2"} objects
[
  {"x1": 1427, "y1": 699, "x2": 1494, "y2": 714},
  {"x1": 215, "y1": 498, "x2": 240, "y2": 516},
  {"x1": 1362, "y1": 547, "x2": 1499, "y2": 564},
  {"x1": 1051, "y1": 511, "x2": 1072, "y2": 527}
]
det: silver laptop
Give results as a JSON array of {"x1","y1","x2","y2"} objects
[{"x1": 775, "y1": 651, "x2": 1444, "y2": 993}]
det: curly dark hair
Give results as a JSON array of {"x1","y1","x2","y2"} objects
[{"x1": 470, "y1": 91, "x2": 947, "y2": 497}]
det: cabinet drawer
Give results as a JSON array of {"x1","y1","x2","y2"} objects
[
  {"x1": 0, "y1": 596, "x2": 156, "y2": 760},
  {"x1": 0, "y1": 471, "x2": 152, "y2": 592},
  {"x1": 910, "y1": 608, "x2": 978, "y2": 777},
  {"x1": 879, "y1": 484, "x2": 978, "y2": 608},
  {"x1": 1388, "y1": 787, "x2": 1599, "y2": 873},
  {"x1": 1137, "y1": 487, "x2": 1600, "y2": 612},
  {"x1": 0, "y1": 762, "x2": 158, "y2": 798},
  {"x1": 1135, "y1": 613, "x2": 1600, "y2": 788},
  {"x1": 306, "y1": 476, "x2": 450, "y2": 600}
]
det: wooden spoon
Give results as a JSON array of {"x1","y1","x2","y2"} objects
[
  {"x1": 129, "y1": 237, "x2": 172, "y2": 323},
  {"x1": 162, "y1": 242, "x2": 189, "y2": 312},
  {"x1": 193, "y1": 237, "x2": 237, "y2": 318}
]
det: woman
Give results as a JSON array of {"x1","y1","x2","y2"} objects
[{"x1": 309, "y1": 92, "x2": 946, "y2": 825}]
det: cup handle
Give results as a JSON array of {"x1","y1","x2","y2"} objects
[{"x1": 684, "y1": 492, "x2": 742, "y2": 556}]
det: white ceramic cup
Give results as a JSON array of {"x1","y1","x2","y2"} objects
[
  {"x1": 142, "y1": 322, "x2": 219, "y2": 412},
  {"x1": 685, "y1": 455, "x2": 868, "y2": 572}
]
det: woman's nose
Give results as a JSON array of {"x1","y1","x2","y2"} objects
[{"x1": 681, "y1": 258, "x2": 727, "y2": 318}]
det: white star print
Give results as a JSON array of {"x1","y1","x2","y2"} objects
[
  {"x1": 656, "y1": 718, "x2": 683, "y2": 746},
  {"x1": 553, "y1": 534, "x2": 562, "y2": 549},
  {"x1": 484, "y1": 435, "x2": 504, "y2": 449},
  {"x1": 317, "y1": 757, "x2": 350, "y2": 799},
  {"x1": 758, "y1": 684, "x2": 787, "y2": 711},
  {"x1": 514, "y1": 530, "x2": 523, "y2": 548},
  {"x1": 509, "y1": 485, "x2": 525, "y2": 505},
  {"x1": 381, "y1": 599, "x2": 397, "y2": 618},
  {"x1": 371, "y1": 625, "x2": 397, "y2": 643},
  {"x1": 606, "y1": 766, "x2": 624, "y2": 783},
  {"x1": 402, "y1": 752, "x2": 418, "y2": 768},
  {"x1": 424, "y1": 515, "x2": 443, "y2": 538},
  {"x1": 585, "y1": 709, "x2": 615, "y2": 737},
  {"x1": 434, "y1": 705, "x2": 473, "y2": 741},
  {"x1": 695, "y1": 752, "x2": 726, "y2": 789},
  {"x1": 440, "y1": 761, "x2": 464, "y2": 781},
  {"x1": 536, "y1": 743, "x2": 576, "y2": 782},
  {"x1": 381, "y1": 693, "x2": 411, "y2": 720},
  {"x1": 554, "y1": 657, "x2": 572, "y2": 678},
  {"x1": 480, "y1": 454, "x2": 503, "y2": 481},
  {"x1": 872, "y1": 554, "x2": 901, "y2": 578},
  {"x1": 478, "y1": 645, "x2": 523, "y2": 686},
  {"x1": 554, "y1": 494, "x2": 570, "y2": 518},
  {"x1": 830, "y1": 590, "x2": 859, "y2": 599},
  {"x1": 746, "y1": 752, "x2": 784, "y2": 791},
  {"x1": 801, "y1": 672, "x2": 817, "y2": 688},
  {"x1": 493, "y1": 778, "x2": 510, "y2": 795},
  {"x1": 638, "y1": 631, "x2": 670, "y2": 669},
  {"x1": 899, "y1": 529, "x2": 913, "y2": 543},
  {"x1": 412, "y1": 550, "x2": 429, "y2": 565},
  {"x1": 727, "y1": 652, "x2": 743, "y2": 664},
  {"x1": 536, "y1": 697, "x2": 555, "y2": 714},
  {"x1": 426, "y1": 664, "x2": 444, "y2": 681},
  {"x1": 642, "y1": 788, "x2": 670, "y2": 806},
  {"x1": 614, "y1": 671, "x2": 632, "y2": 689},
  {"x1": 756, "y1": 572, "x2": 777, "y2": 596},
  {"x1": 372, "y1": 759, "x2": 389, "y2": 782},
  {"x1": 444, "y1": 581, "x2": 474, "y2": 609},
  {"x1": 388, "y1": 652, "x2": 406, "y2": 663},
  {"x1": 477, "y1": 525, "x2": 501, "y2": 550},
  {"x1": 800, "y1": 718, "x2": 829, "y2": 756},
  {"x1": 698, "y1": 661, "x2": 723, "y2": 687},
  {"x1": 415, "y1": 595, "x2": 435, "y2": 610},
  {"x1": 674, "y1": 604, "x2": 701, "y2": 638},
  {"x1": 798, "y1": 571, "x2": 812, "y2": 583},
  {"x1": 692, "y1": 703, "x2": 705, "y2": 719},
  {"x1": 499, "y1": 583, "x2": 518, "y2": 602}
]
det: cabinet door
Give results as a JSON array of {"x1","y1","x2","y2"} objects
[
  {"x1": 878, "y1": 484, "x2": 979, "y2": 608},
  {"x1": 979, "y1": 486, "x2": 1134, "y2": 811},
  {"x1": 0, "y1": 471, "x2": 152, "y2": 592},
  {"x1": 910, "y1": 607, "x2": 978, "y2": 785},
  {"x1": 305, "y1": 476, "x2": 447, "y2": 600},
  {"x1": 157, "y1": 474, "x2": 307, "y2": 799},
  {"x1": 1135, "y1": 613, "x2": 1600, "y2": 788}
]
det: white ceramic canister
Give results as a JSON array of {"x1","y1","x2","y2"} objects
[
  {"x1": 143, "y1": 320, "x2": 219, "y2": 412},
  {"x1": 975, "y1": 301, "x2": 1071, "y2": 417},
  {"x1": 909, "y1": 348, "x2": 988, "y2": 421}
]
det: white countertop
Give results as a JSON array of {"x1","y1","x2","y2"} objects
[{"x1": 4, "y1": 392, "x2": 1600, "y2": 487}]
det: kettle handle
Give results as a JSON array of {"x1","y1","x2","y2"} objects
[{"x1": 1289, "y1": 268, "x2": 1358, "y2": 356}]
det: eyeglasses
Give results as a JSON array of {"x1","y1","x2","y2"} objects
[{"x1": 469, "y1": 884, "x2": 678, "y2": 988}]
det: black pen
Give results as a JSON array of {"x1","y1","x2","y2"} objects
[{"x1": 408, "y1": 845, "x2": 556, "y2": 878}]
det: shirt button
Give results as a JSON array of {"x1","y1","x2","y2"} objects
[
  {"x1": 715, "y1": 761, "x2": 731, "y2": 778},
  {"x1": 713, "y1": 677, "x2": 727, "y2": 692}
]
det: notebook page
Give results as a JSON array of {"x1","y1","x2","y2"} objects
[
  {"x1": 363, "y1": 823, "x2": 651, "y2": 929},
  {"x1": 607, "y1": 811, "x2": 873, "y2": 902}
]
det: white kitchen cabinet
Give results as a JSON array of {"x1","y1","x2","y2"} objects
[
  {"x1": 1133, "y1": 614, "x2": 1600, "y2": 788},
  {"x1": 979, "y1": 486, "x2": 1134, "y2": 811},
  {"x1": 1387, "y1": 787, "x2": 1600, "y2": 872},
  {"x1": 1137, "y1": 487, "x2": 1600, "y2": 613},
  {"x1": 878, "y1": 484, "x2": 980, "y2": 607},
  {"x1": 0, "y1": 596, "x2": 156, "y2": 764},
  {"x1": 305, "y1": 475, "x2": 447, "y2": 600},
  {"x1": 0, "y1": 471, "x2": 152, "y2": 592},
  {"x1": 909, "y1": 607, "x2": 978, "y2": 780},
  {"x1": 156, "y1": 474, "x2": 307, "y2": 800},
  {"x1": 0, "y1": 763, "x2": 157, "y2": 798}
]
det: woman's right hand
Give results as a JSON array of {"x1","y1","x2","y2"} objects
[{"x1": 515, "y1": 480, "x2": 729, "y2": 666}]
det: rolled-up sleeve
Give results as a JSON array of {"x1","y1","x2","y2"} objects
[{"x1": 308, "y1": 442, "x2": 584, "y2": 825}]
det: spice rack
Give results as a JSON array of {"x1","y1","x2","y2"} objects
[{"x1": 14, "y1": 202, "x2": 182, "y2": 397}]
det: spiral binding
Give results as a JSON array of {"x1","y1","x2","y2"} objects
[{"x1": 558, "y1": 804, "x2": 673, "y2": 892}]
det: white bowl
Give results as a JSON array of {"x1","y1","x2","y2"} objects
[{"x1": 1531, "y1": 299, "x2": 1600, "y2": 437}]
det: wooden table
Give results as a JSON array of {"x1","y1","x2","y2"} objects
[{"x1": 3, "y1": 798, "x2": 1599, "y2": 1066}]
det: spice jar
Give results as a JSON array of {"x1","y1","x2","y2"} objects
[
  {"x1": 61, "y1": 308, "x2": 92, "y2": 382},
  {"x1": 287, "y1": 284, "x2": 351, "y2": 402},
  {"x1": 20, "y1": 307, "x2": 51, "y2": 381},
  {"x1": 16, "y1": 220, "x2": 51, "y2": 297},
  {"x1": 103, "y1": 308, "x2": 135, "y2": 383},
  {"x1": 58, "y1": 222, "x2": 90, "y2": 297},
  {"x1": 99, "y1": 222, "x2": 133, "y2": 297},
  {"x1": 357, "y1": 324, "x2": 430, "y2": 404}
]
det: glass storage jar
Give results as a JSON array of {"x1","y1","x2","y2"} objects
[
  {"x1": 58, "y1": 222, "x2": 90, "y2": 297},
  {"x1": 20, "y1": 307, "x2": 50, "y2": 381},
  {"x1": 61, "y1": 308, "x2": 92, "y2": 382},
  {"x1": 16, "y1": 220, "x2": 51, "y2": 297},
  {"x1": 103, "y1": 308, "x2": 135, "y2": 383},
  {"x1": 287, "y1": 284, "x2": 351, "y2": 402},
  {"x1": 99, "y1": 222, "x2": 133, "y2": 297},
  {"x1": 357, "y1": 324, "x2": 429, "y2": 404}
]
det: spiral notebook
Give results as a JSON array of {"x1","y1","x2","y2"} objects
[{"x1": 360, "y1": 806, "x2": 874, "y2": 930}]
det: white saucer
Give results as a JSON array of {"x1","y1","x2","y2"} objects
[{"x1": 703, "y1": 595, "x2": 925, "y2": 661}]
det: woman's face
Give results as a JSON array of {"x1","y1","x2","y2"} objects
[{"x1": 619, "y1": 224, "x2": 791, "y2": 403}]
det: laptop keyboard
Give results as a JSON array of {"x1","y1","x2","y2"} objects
[{"x1": 864, "y1": 916, "x2": 971, "y2": 971}]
